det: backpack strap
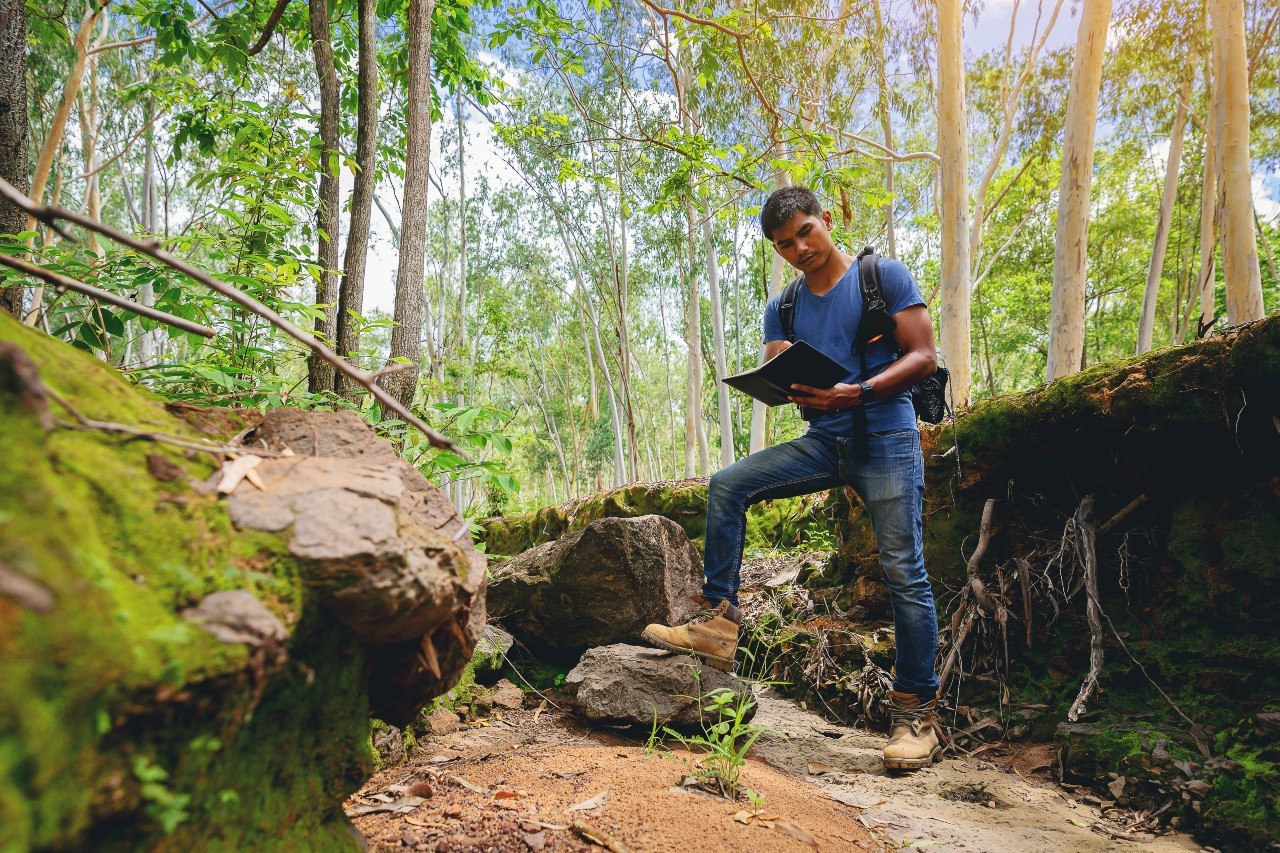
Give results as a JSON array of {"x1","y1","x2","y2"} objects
[{"x1": 777, "y1": 275, "x2": 804, "y2": 343}]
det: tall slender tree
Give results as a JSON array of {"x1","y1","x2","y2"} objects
[
  {"x1": 0, "y1": 0, "x2": 29, "y2": 315},
  {"x1": 1047, "y1": 0, "x2": 1113, "y2": 381},
  {"x1": 937, "y1": 0, "x2": 972, "y2": 403},
  {"x1": 308, "y1": 0, "x2": 342, "y2": 394},
  {"x1": 1137, "y1": 75, "x2": 1191, "y2": 353},
  {"x1": 1210, "y1": 0, "x2": 1264, "y2": 323},
  {"x1": 333, "y1": 0, "x2": 379, "y2": 397},
  {"x1": 382, "y1": 0, "x2": 437, "y2": 408}
]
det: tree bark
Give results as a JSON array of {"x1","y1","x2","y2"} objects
[
  {"x1": 381, "y1": 0, "x2": 435, "y2": 408},
  {"x1": 1210, "y1": 0, "x2": 1264, "y2": 324},
  {"x1": 704, "y1": 208, "x2": 733, "y2": 468},
  {"x1": 872, "y1": 0, "x2": 896, "y2": 258},
  {"x1": 29, "y1": 2, "x2": 104, "y2": 227},
  {"x1": 308, "y1": 0, "x2": 341, "y2": 394},
  {"x1": 749, "y1": 172, "x2": 790, "y2": 455},
  {"x1": 937, "y1": 0, "x2": 972, "y2": 403},
  {"x1": 0, "y1": 0, "x2": 28, "y2": 315},
  {"x1": 1046, "y1": 0, "x2": 1112, "y2": 382},
  {"x1": 1137, "y1": 76, "x2": 1191, "y2": 354},
  {"x1": 333, "y1": 0, "x2": 379, "y2": 398}
]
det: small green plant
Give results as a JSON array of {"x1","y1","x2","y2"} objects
[{"x1": 131, "y1": 756, "x2": 191, "y2": 834}]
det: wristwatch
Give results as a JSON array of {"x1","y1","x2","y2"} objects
[{"x1": 858, "y1": 381, "x2": 877, "y2": 404}]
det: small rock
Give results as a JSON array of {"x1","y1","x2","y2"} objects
[
  {"x1": 564, "y1": 643, "x2": 755, "y2": 729},
  {"x1": 182, "y1": 590, "x2": 287, "y2": 647},
  {"x1": 373, "y1": 725, "x2": 407, "y2": 767},
  {"x1": 1107, "y1": 776, "x2": 1127, "y2": 801},
  {"x1": 1185, "y1": 779, "x2": 1212, "y2": 797},
  {"x1": 520, "y1": 822, "x2": 540, "y2": 833},
  {"x1": 427, "y1": 708, "x2": 462, "y2": 736},
  {"x1": 1151, "y1": 739, "x2": 1172, "y2": 764},
  {"x1": 443, "y1": 804, "x2": 463, "y2": 818},
  {"x1": 522, "y1": 831, "x2": 546, "y2": 851},
  {"x1": 473, "y1": 625, "x2": 514, "y2": 677},
  {"x1": 401, "y1": 832, "x2": 419, "y2": 846},
  {"x1": 490, "y1": 679, "x2": 524, "y2": 710}
]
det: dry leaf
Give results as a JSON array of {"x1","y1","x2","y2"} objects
[
  {"x1": 345, "y1": 796, "x2": 424, "y2": 816},
  {"x1": 493, "y1": 789, "x2": 525, "y2": 799},
  {"x1": 807, "y1": 762, "x2": 836, "y2": 775},
  {"x1": 565, "y1": 791, "x2": 609, "y2": 813},
  {"x1": 450, "y1": 775, "x2": 493, "y2": 796},
  {"x1": 732, "y1": 811, "x2": 753, "y2": 825},
  {"x1": 771, "y1": 819, "x2": 817, "y2": 847},
  {"x1": 217, "y1": 455, "x2": 263, "y2": 494}
]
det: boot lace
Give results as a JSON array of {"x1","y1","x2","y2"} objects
[
  {"x1": 687, "y1": 606, "x2": 719, "y2": 625},
  {"x1": 888, "y1": 703, "x2": 930, "y2": 737}
]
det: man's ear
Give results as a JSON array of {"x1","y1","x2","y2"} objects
[{"x1": 821, "y1": 210, "x2": 833, "y2": 229}]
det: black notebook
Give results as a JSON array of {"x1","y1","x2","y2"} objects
[{"x1": 722, "y1": 341, "x2": 851, "y2": 406}]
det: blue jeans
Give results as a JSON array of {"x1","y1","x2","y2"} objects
[{"x1": 703, "y1": 429, "x2": 938, "y2": 703}]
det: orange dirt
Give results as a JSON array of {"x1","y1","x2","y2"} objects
[{"x1": 348, "y1": 703, "x2": 879, "y2": 852}]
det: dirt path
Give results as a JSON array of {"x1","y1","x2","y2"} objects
[
  {"x1": 750, "y1": 691, "x2": 1204, "y2": 852},
  {"x1": 348, "y1": 691, "x2": 1207, "y2": 853}
]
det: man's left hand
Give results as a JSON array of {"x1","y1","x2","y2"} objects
[{"x1": 788, "y1": 382, "x2": 860, "y2": 410}]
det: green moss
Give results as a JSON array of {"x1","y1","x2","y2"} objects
[{"x1": 0, "y1": 315, "x2": 366, "y2": 850}]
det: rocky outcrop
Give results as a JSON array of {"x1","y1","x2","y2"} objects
[
  {"x1": 564, "y1": 644, "x2": 755, "y2": 728},
  {"x1": 0, "y1": 314, "x2": 480, "y2": 851},
  {"x1": 487, "y1": 515, "x2": 702, "y2": 655}
]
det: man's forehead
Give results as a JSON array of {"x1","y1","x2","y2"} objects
[{"x1": 771, "y1": 211, "x2": 824, "y2": 240}]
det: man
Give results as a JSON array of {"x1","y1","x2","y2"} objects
[{"x1": 642, "y1": 186, "x2": 942, "y2": 771}]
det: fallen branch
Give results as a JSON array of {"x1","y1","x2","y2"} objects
[
  {"x1": 0, "y1": 252, "x2": 216, "y2": 338},
  {"x1": 0, "y1": 177, "x2": 457, "y2": 453},
  {"x1": 1098, "y1": 494, "x2": 1149, "y2": 536},
  {"x1": 1067, "y1": 496, "x2": 1103, "y2": 722}
]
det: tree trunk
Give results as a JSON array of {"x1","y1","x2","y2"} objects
[
  {"x1": 28, "y1": 2, "x2": 104, "y2": 229},
  {"x1": 0, "y1": 0, "x2": 27, "y2": 315},
  {"x1": 381, "y1": 0, "x2": 435, "y2": 408},
  {"x1": 749, "y1": 178, "x2": 790, "y2": 455},
  {"x1": 937, "y1": 0, "x2": 972, "y2": 402},
  {"x1": 704, "y1": 208, "x2": 733, "y2": 468},
  {"x1": 873, "y1": 0, "x2": 895, "y2": 258},
  {"x1": 1137, "y1": 76, "x2": 1191, "y2": 354},
  {"x1": 1210, "y1": 0, "x2": 1264, "y2": 324},
  {"x1": 308, "y1": 0, "x2": 341, "y2": 394},
  {"x1": 1046, "y1": 0, "x2": 1112, "y2": 382},
  {"x1": 333, "y1": 0, "x2": 379, "y2": 398},
  {"x1": 452, "y1": 92, "x2": 468, "y2": 512},
  {"x1": 680, "y1": 229, "x2": 702, "y2": 479}
]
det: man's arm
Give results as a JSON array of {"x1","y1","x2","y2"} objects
[
  {"x1": 787, "y1": 305, "x2": 937, "y2": 410},
  {"x1": 764, "y1": 339, "x2": 791, "y2": 362}
]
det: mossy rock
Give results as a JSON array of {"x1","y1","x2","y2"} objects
[
  {"x1": 0, "y1": 315, "x2": 457, "y2": 850},
  {"x1": 479, "y1": 480, "x2": 832, "y2": 558}
]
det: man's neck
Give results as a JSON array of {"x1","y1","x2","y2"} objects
[{"x1": 802, "y1": 249, "x2": 855, "y2": 296}]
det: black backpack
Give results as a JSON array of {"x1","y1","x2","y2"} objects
[{"x1": 777, "y1": 247, "x2": 951, "y2": 457}]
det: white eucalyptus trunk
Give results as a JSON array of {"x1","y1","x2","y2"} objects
[
  {"x1": 1046, "y1": 0, "x2": 1112, "y2": 382},
  {"x1": 1137, "y1": 77, "x2": 1191, "y2": 354},
  {"x1": 1210, "y1": 0, "x2": 1264, "y2": 324},
  {"x1": 937, "y1": 0, "x2": 972, "y2": 402}
]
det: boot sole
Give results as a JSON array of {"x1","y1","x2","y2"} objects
[
  {"x1": 640, "y1": 630, "x2": 736, "y2": 673},
  {"x1": 883, "y1": 745, "x2": 943, "y2": 771}
]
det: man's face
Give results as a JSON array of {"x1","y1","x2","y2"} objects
[{"x1": 769, "y1": 210, "x2": 836, "y2": 274}]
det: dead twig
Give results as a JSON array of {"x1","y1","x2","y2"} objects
[
  {"x1": 0, "y1": 252, "x2": 216, "y2": 338},
  {"x1": 570, "y1": 820, "x2": 631, "y2": 853},
  {"x1": 0, "y1": 177, "x2": 458, "y2": 454},
  {"x1": 1098, "y1": 494, "x2": 1149, "y2": 536}
]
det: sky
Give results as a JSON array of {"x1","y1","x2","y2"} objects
[{"x1": 355, "y1": 1, "x2": 1277, "y2": 313}]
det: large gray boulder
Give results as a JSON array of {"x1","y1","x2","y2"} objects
[
  {"x1": 486, "y1": 515, "x2": 702, "y2": 655},
  {"x1": 226, "y1": 409, "x2": 487, "y2": 726},
  {"x1": 565, "y1": 644, "x2": 756, "y2": 729}
]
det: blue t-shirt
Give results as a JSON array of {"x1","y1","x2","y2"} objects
[{"x1": 762, "y1": 257, "x2": 926, "y2": 440}]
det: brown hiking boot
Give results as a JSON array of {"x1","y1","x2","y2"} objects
[
  {"x1": 883, "y1": 690, "x2": 942, "y2": 771},
  {"x1": 641, "y1": 596, "x2": 741, "y2": 673}
]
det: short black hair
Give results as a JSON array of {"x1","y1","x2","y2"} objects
[{"x1": 760, "y1": 186, "x2": 823, "y2": 240}]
